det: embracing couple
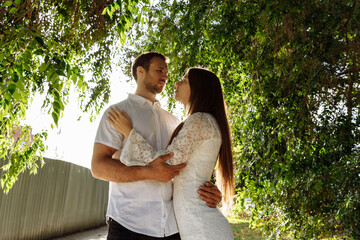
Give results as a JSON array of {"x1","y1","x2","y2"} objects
[{"x1": 91, "y1": 52, "x2": 234, "y2": 240}]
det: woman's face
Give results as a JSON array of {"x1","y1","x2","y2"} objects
[{"x1": 174, "y1": 73, "x2": 191, "y2": 107}]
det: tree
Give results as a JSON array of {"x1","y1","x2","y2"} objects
[
  {"x1": 0, "y1": 0, "x2": 149, "y2": 193},
  {"x1": 2, "y1": 0, "x2": 359, "y2": 238},
  {"x1": 120, "y1": 0, "x2": 360, "y2": 238}
]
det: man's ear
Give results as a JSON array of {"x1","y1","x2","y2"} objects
[{"x1": 137, "y1": 66, "x2": 145, "y2": 79}]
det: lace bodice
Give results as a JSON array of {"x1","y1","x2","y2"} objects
[
  {"x1": 120, "y1": 112, "x2": 220, "y2": 166},
  {"x1": 120, "y1": 112, "x2": 234, "y2": 240}
]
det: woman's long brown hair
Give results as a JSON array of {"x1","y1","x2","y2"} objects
[{"x1": 169, "y1": 67, "x2": 234, "y2": 207}]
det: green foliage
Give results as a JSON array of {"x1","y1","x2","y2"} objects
[
  {"x1": 0, "y1": 126, "x2": 47, "y2": 193},
  {"x1": 0, "y1": 0, "x2": 149, "y2": 193},
  {"x1": 1, "y1": 0, "x2": 359, "y2": 238},
  {"x1": 120, "y1": 0, "x2": 360, "y2": 239}
]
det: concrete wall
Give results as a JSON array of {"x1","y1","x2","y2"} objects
[{"x1": 0, "y1": 158, "x2": 109, "y2": 240}]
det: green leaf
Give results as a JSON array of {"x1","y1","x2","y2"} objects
[
  {"x1": 56, "y1": 69, "x2": 65, "y2": 76},
  {"x1": 134, "y1": 6, "x2": 139, "y2": 16},
  {"x1": 22, "y1": 62, "x2": 30, "y2": 71},
  {"x1": 33, "y1": 49, "x2": 44, "y2": 55},
  {"x1": 53, "y1": 57, "x2": 61, "y2": 65},
  {"x1": 8, "y1": 83, "x2": 16, "y2": 95},
  {"x1": 127, "y1": 4, "x2": 133, "y2": 12},
  {"x1": 39, "y1": 62, "x2": 49, "y2": 73},
  {"x1": 34, "y1": 36, "x2": 45, "y2": 47},
  {"x1": 107, "y1": 6, "x2": 114, "y2": 19},
  {"x1": 102, "y1": 7, "x2": 107, "y2": 15},
  {"x1": 12, "y1": 74, "x2": 19, "y2": 82},
  {"x1": 113, "y1": 2, "x2": 120, "y2": 10},
  {"x1": 48, "y1": 71, "x2": 56, "y2": 81},
  {"x1": 15, "y1": 78, "x2": 25, "y2": 91},
  {"x1": 12, "y1": 90, "x2": 21, "y2": 101},
  {"x1": 120, "y1": 32, "x2": 126, "y2": 46},
  {"x1": 116, "y1": 22, "x2": 125, "y2": 33},
  {"x1": 52, "y1": 88, "x2": 60, "y2": 99},
  {"x1": 2, "y1": 1, "x2": 13, "y2": 7},
  {"x1": 5, "y1": 92, "x2": 12, "y2": 101},
  {"x1": 9, "y1": 7, "x2": 17, "y2": 14},
  {"x1": 15, "y1": 65, "x2": 23, "y2": 74},
  {"x1": 52, "y1": 101, "x2": 61, "y2": 113},
  {"x1": 1, "y1": 175, "x2": 7, "y2": 189},
  {"x1": 50, "y1": 72, "x2": 59, "y2": 82},
  {"x1": 70, "y1": 74, "x2": 77, "y2": 84},
  {"x1": 59, "y1": 100, "x2": 64, "y2": 110},
  {"x1": 51, "y1": 112, "x2": 59, "y2": 126},
  {"x1": 54, "y1": 63, "x2": 63, "y2": 70},
  {"x1": 14, "y1": 0, "x2": 21, "y2": 5}
]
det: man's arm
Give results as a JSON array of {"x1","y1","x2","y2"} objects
[
  {"x1": 91, "y1": 142, "x2": 220, "y2": 206},
  {"x1": 198, "y1": 181, "x2": 222, "y2": 208},
  {"x1": 91, "y1": 143, "x2": 186, "y2": 182}
]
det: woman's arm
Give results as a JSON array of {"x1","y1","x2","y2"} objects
[
  {"x1": 109, "y1": 110, "x2": 222, "y2": 207},
  {"x1": 119, "y1": 112, "x2": 215, "y2": 166},
  {"x1": 108, "y1": 106, "x2": 132, "y2": 138}
]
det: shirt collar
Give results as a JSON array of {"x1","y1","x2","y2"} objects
[{"x1": 128, "y1": 93, "x2": 161, "y2": 108}]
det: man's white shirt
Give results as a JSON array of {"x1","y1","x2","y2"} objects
[{"x1": 94, "y1": 94, "x2": 180, "y2": 237}]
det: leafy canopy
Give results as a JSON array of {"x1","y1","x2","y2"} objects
[
  {"x1": 0, "y1": 0, "x2": 149, "y2": 193},
  {"x1": 121, "y1": 0, "x2": 360, "y2": 239},
  {"x1": 1, "y1": 0, "x2": 359, "y2": 239}
]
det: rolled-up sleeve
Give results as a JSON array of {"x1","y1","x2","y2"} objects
[{"x1": 95, "y1": 106, "x2": 124, "y2": 151}]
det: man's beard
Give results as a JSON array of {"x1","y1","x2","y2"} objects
[{"x1": 144, "y1": 80, "x2": 163, "y2": 94}]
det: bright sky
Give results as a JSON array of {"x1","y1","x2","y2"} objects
[
  {"x1": 22, "y1": 68, "x2": 132, "y2": 168},
  {"x1": 23, "y1": 67, "x2": 184, "y2": 169}
]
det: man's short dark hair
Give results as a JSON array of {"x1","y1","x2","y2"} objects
[{"x1": 131, "y1": 52, "x2": 169, "y2": 81}]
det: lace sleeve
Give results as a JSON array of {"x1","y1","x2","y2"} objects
[
  {"x1": 119, "y1": 113, "x2": 217, "y2": 166},
  {"x1": 119, "y1": 129, "x2": 158, "y2": 166},
  {"x1": 165, "y1": 113, "x2": 215, "y2": 165}
]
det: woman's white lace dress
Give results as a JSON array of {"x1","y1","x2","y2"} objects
[{"x1": 120, "y1": 112, "x2": 234, "y2": 240}]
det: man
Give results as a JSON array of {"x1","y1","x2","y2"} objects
[{"x1": 91, "y1": 52, "x2": 221, "y2": 240}]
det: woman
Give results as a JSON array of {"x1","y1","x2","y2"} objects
[{"x1": 108, "y1": 67, "x2": 234, "y2": 240}]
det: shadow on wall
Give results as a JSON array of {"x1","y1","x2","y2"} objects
[{"x1": 0, "y1": 158, "x2": 109, "y2": 240}]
